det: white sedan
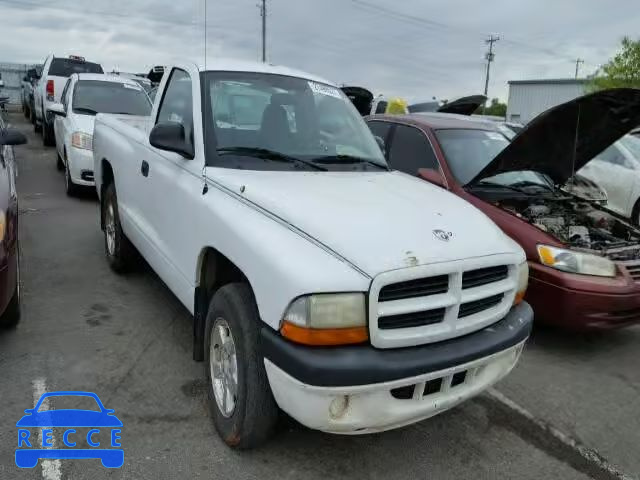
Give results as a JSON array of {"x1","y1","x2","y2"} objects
[
  {"x1": 579, "y1": 134, "x2": 640, "y2": 224},
  {"x1": 48, "y1": 73, "x2": 152, "y2": 195}
]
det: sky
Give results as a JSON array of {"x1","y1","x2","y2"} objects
[{"x1": 0, "y1": 0, "x2": 637, "y2": 103}]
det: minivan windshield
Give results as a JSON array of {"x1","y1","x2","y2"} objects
[
  {"x1": 49, "y1": 58, "x2": 103, "y2": 77},
  {"x1": 201, "y1": 71, "x2": 387, "y2": 171},
  {"x1": 435, "y1": 128, "x2": 553, "y2": 189},
  {"x1": 72, "y1": 81, "x2": 152, "y2": 116}
]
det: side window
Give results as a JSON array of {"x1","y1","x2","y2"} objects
[
  {"x1": 367, "y1": 120, "x2": 392, "y2": 156},
  {"x1": 60, "y1": 79, "x2": 71, "y2": 111},
  {"x1": 388, "y1": 125, "x2": 439, "y2": 175},
  {"x1": 156, "y1": 69, "x2": 193, "y2": 145}
]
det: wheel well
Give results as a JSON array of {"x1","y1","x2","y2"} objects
[
  {"x1": 100, "y1": 159, "x2": 114, "y2": 230},
  {"x1": 192, "y1": 247, "x2": 250, "y2": 361}
]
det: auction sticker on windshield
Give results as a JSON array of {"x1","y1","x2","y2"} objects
[
  {"x1": 308, "y1": 81, "x2": 342, "y2": 99},
  {"x1": 15, "y1": 391, "x2": 123, "y2": 469}
]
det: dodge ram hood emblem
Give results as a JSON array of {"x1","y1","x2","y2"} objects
[{"x1": 433, "y1": 229, "x2": 452, "y2": 241}]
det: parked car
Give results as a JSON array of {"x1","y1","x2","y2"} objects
[
  {"x1": 92, "y1": 59, "x2": 532, "y2": 448},
  {"x1": 48, "y1": 73, "x2": 151, "y2": 196},
  {"x1": 21, "y1": 67, "x2": 41, "y2": 121},
  {"x1": 578, "y1": 135, "x2": 640, "y2": 223},
  {"x1": 33, "y1": 55, "x2": 103, "y2": 146},
  {"x1": 0, "y1": 112, "x2": 26, "y2": 329},
  {"x1": 367, "y1": 88, "x2": 640, "y2": 330}
]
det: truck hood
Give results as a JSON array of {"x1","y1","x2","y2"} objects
[
  {"x1": 469, "y1": 88, "x2": 640, "y2": 185},
  {"x1": 210, "y1": 169, "x2": 519, "y2": 276},
  {"x1": 71, "y1": 113, "x2": 96, "y2": 135}
]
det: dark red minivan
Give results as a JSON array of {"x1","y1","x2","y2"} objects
[{"x1": 366, "y1": 89, "x2": 640, "y2": 330}]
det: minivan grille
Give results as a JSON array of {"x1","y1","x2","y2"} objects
[
  {"x1": 462, "y1": 265, "x2": 509, "y2": 289},
  {"x1": 378, "y1": 275, "x2": 448, "y2": 302}
]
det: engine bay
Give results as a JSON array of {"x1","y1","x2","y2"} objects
[{"x1": 494, "y1": 195, "x2": 640, "y2": 261}]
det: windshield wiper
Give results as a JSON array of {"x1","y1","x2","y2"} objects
[
  {"x1": 73, "y1": 107, "x2": 98, "y2": 115},
  {"x1": 311, "y1": 154, "x2": 389, "y2": 170},
  {"x1": 216, "y1": 147, "x2": 327, "y2": 171}
]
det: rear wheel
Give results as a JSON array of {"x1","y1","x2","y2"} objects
[
  {"x1": 0, "y1": 259, "x2": 20, "y2": 329},
  {"x1": 205, "y1": 283, "x2": 279, "y2": 449},
  {"x1": 23, "y1": 102, "x2": 30, "y2": 119},
  {"x1": 56, "y1": 152, "x2": 64, "y2": 171},
  {"x1": 102, "y1": 183, "x2": 136, "y2": 273}
]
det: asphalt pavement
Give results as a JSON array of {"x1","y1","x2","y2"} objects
[{"x1": 0, "y1": 111, "x2": 638, "y2": 479}]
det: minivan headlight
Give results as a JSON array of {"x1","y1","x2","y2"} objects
[
  {"x1": 281, "y1": 293, "x2": 368, "y2": 346},
  {"x1": 537, "y1": 245, "x2": 616, "y2": 277}
]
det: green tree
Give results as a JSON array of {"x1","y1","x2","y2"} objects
[
  {"x1": 482, "y1": 98, "x2": 507, "y2": 117},
  {"x1": 589, "y1": 37, "x2": 640, "y2": 91}
]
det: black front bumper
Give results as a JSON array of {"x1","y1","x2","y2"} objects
[{"x1": 261, "y1": 301, "x2": 533, "y2": 387}]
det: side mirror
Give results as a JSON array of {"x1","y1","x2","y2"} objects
[
  {"x1": 0, "y1": 129, "x2": 28, "y2": 146},
  {"x1": 149, "y1": 122, "x2": 194, "y2": 159},
  {"x1": 374, "y1": 135, "x2": 386, "y2": 155},
  {"x1": 417, "y1": 168, "x2": 446, "y2": 188},
  {"x1": 48, "y1": 103, "x2": 66, "y2": 117}
]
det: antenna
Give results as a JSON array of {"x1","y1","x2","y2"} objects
[{"x1": 202, "y1": 0, "x2": 209, "y2": 195}]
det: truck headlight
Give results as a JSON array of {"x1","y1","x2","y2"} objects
[
  {"x1": 537, "y1": 245, "x2": 616, "y2": 277},
  {"x1": 71, "y1": 132, "x2": 93, "y2": 150},
  {"x1": 281, "y1": 293, "x2": 368, "y2": 346},
  {"x1": 515, "y1": 261, "x2": 528, "y2": 305}
]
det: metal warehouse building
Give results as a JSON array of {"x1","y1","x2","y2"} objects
[
  {"x1": 0, "y1": 62, "x2": 35, "y2": 105},
  {"x1": 506, "y1": 78, "x2": 588, "y2": 124}
]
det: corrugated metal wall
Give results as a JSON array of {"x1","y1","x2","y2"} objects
[
  {"x1": 0, "y1": 62, "x2": 35, "y2": 105},
  {"x1": 506, "y1": 82, "x2": 587, "y2": 124}
]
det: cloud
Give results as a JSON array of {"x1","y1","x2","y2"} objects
[{"x1": 0, "y1": 0, "x2": 637, "y2": 102}]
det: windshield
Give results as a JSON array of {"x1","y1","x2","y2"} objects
[
  {"x1": 619, "y1": 134, "x2": 640, "y2": 161},
  {"x1": 436, "y1": 128, "x2": 552, "y2": 188},
  {"x1": 49, "y1": 58, "x2": 103, "y2": 77},
  {"x1": 201, "y1": 71, "x2": 386, "y2": 171},
  {"x1": 72, "y1": 81, "x2": 152, "y2": 116}
]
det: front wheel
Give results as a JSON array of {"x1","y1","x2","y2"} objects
[
  {"x1": 0, "y1": 277, "x2": 20, "y2": 329},
  {"x1": 205, "y1": 283, "x2": 279, "y2": 449},
  {"x1": 102, "y1": 183, "x2": 136, "y2": 273},
  {"x1": 65, "y1": 158, "x2": 80, "y2": 196}
]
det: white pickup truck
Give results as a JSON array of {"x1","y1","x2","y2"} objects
[{"x1": 93, "y1": 59, "x2": 533, "y2": 448}]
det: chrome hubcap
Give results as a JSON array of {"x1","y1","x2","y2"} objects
[
  {"x1": 210, "y1": 318, "x2": 238, "y2": 418},
  {"x1": 105, "y1": 203, "x2": 116, "y2": 256}
]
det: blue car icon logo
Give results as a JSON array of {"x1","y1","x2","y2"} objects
[{"x1": 16, "y1": 391, "x2": 123, "y2": 468}]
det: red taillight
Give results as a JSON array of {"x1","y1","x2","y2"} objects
[{"x1": 46, "y1": 80, "x2": 54, "y2": 97}]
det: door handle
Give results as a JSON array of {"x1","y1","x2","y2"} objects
[{"x1": 141, "y1": 160, "x2": 149, "y2": 177}]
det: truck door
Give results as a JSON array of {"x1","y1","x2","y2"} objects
[{"x1": 139, "y1": 67, "x2": 202, "y2": 306}]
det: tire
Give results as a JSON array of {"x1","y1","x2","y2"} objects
[
  {"x1": 34, "y1": 115, "x2": 42, "y2": 133},
  {"x1": 23, "y1": 102, "x2": 29, "y2": 119},
  {"x1": 65, "y1": 158, "x2": 80, "y2": 197},
  {"x1": 30, "y1": 103, "x2": 36, "y2": 126},
  {"x1": 42, "y1": 121, "x2": 55, "y2": 147},
  {"x1": 205, "y1": 283, "x2": 279, "y2": 449},
  {"x1": 632, "y1": 199, "x2": 640, "y2": 227},
  {"x1": 102, "y1": 183, "x2": 136, "y2": 273},
  {"x1": 0, "y1": 278, "x2": 20, "y2": 329}
]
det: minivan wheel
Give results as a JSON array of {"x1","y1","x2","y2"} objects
[
  {"x1": 205, "y1": 283, "x2": 279, "y2": 449},
  {"x1": 102, "y1": 183, "x2": 136, "y2": 273}
]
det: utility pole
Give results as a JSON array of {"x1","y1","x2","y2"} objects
[
  {"x1": 574, "y1": 58, "x2": 584, "y2": 79},
  {"x1": 483, "y1": 34, "x2": 499, "y2": 114},
  {"x1": 260, "y1": 0, "x2": 267, "y2": 63}
]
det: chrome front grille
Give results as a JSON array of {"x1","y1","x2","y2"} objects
[{"x1": 368, "y1": 255, "x2": 519, "y2": 349}]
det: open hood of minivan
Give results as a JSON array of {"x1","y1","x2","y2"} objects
[
  {"x1": 469, "y1": 88, "x2": 640, "y2": 186},
  {"x1": 437, "y1": 95, "x2": 487, "y2": 115},
  {"x1": 341, "y1": 86, "x2": 373, "y2": 116}
]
